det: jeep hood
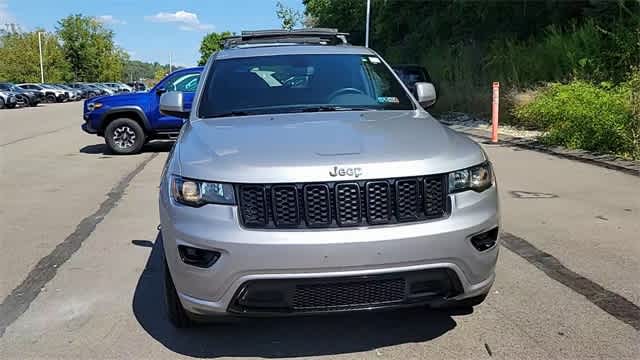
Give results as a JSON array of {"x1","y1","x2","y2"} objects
[{"x1": 177, "y1": 111, "x2": 485, "y2": 183}]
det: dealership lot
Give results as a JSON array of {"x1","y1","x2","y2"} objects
[{"x1": 0, "y1": 103, "x2": 638, "y2": 359}]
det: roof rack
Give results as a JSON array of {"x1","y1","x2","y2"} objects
[{"x1": 223, "y1": 28, "x2": 349, "y2": 48}]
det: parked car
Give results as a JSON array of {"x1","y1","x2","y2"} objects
[
  {"x1": 102, "y1": 82, "x2": 132, "y2": 93},
  {"x1": 0, "y1": 82, "x2": 42, "y2": 106},
  {"x1": 55, "y1": 84, "x2": 84, "y2": 100},
  {"x1": 117, "y1": 83, "x2": 134, "y2": 92},
  {"x1": 81, "y1": 66, "x2": 202, "y2": 154},
  {"x1": 68, "y1": 83, "x2": 101, "y2": 98},
  {"x1": 392, "y1": 64, "x2": 438, "y2": 106},
  {"x1": 89, "y1": 83, "x2": 116, "y2": 96},
  {"x1": 0, "y1": 90, "x2": 19, "y2": 109},
  {"x1": 41, "y1": 84, "x2": 73, "y2": 101},
  {"x1": 17, "y1": 83, "x2": 68, "y2": 103},
  {"x1": 127, "y1": 82, "x2": 147, "y2": 92},
  {"x1": 157, "y1": 29, "x2": 499, "y2": 327}
]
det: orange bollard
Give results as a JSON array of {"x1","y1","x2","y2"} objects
[{"x1": 491, "y1": 82, "x2": 500, "y2": 143}]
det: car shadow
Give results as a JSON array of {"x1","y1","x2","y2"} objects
[
  {"x1": 132, "y1": 233, "x2": 459, "y2": 358},
  {"x1": 80, "y1": 141, "x2": 174, "y2": 155}
]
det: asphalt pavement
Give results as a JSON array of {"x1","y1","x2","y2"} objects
[{"x1": 0, "y1": 102, "x2": 638, "y2": 359}]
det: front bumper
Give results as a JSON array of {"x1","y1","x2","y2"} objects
[
  {"x1": 81, "y1": 122, "x2": 98, "y2": 134},
  {"x1": 160, "y1": 184, "x2": 500, "y2": 316}
]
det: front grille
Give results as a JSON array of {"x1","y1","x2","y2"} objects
[
  {"x1": 292, "y1": 279, "x2": 406, "y2": 310},
  {"x1": 237, "y1": 175, "x2": 448, "y2": 229}
]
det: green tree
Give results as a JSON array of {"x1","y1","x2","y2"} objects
[
  {"x1": 56, "y1": 14, "x2": 127, "y2": 81},
  {"x1": 154, "y1": 68, "x2": 167, "y2": 82},
  {"x1": 0, "y1": 30, "x2": 71, "y2": 82},
  {"x1": 276, "y1": 1, "x2": 303, "y2": 30},
  {"x1": 198, "y1": 31, "x2": 232, "y2": 66}
]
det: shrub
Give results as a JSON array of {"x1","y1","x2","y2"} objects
[
  {"x1": 623, "y1": 67, "x2": 640, "y2": 159},
  {"x1": 513, "y1": 81, "x2": 637, "y2": 158}
]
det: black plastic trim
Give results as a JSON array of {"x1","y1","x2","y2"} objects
[
  {"x1": 335, "y1": 183, "x2": 362, "y2": 226},
  {"x1": 303, "y1": 184, "x2": 332, "y2": 227},
  {"x1": 237, "y1": 174, "x2": 449, "y2": 230},
  {"x1": 271, "y1": 185, "x2": 300, "y2": 227},
  {"x1": 228, "y1": 268, "x2": 463, "y2": 315},
  {"x1": 99, "y1": 106, "x2": 151, "y2": 132}
]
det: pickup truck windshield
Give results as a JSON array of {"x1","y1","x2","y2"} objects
[{"x1": 198, "y1": 54, "x2": 414, "y2": 118}]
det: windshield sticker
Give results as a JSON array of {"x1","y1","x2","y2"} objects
[
  {"x1": 369, "y1": 57, "x2": 381, "y2": 64},
  {"x1": 377, "y1": 96, "x2": 400, "y2": 104}
]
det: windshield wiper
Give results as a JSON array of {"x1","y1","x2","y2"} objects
[
  {"x1": 299, "y1": 106, "x2": 376, "y2": 112},
  {"x1": 209, "y1": 111, "x2": 251, "y2": 118}
]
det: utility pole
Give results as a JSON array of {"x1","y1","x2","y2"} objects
[
  {"x1": 169, "y1": 53, "x2": 172, "y2": 74},
  {"x1": 38, "y1": 31, "x2": 45, "y2": 83},
  {"x1": 365, "y1": 0, "x2": 371, "y2": 48}
]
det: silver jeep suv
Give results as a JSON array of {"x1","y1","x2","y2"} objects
[{"x1": 159, "y1": 29, "x2": 500, "y2": 327}]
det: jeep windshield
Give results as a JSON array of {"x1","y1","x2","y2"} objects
[{"x1": 198, "y1": 54, "x2": 415, "y2": 118}]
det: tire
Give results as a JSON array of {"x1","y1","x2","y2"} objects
[
  {"x1": 46, "y1": 94, "x2": 56, "y2": 103},
  {"x1": 0, "y1": 97, "x2": 5, "y2": 109},
  {"x1": 104, "y1": 118, "x2": 145, "y2": 155},
  {"x1": 30, "y1": 100, "x2": 39, "y2": 107},
  {"x1": 164, "y1": 259, "x2": 194, "y2": 328}
]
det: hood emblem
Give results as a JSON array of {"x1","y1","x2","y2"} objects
[{"x1": 329, "y1": 166, "x2": 362, "y2": 178}]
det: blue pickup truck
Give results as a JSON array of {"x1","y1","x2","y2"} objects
[{"x1": 82, "y1": 66, "x2": 203, "y2": 154}]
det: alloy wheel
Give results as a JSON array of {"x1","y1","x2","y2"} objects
[{"x1": 113, "y1": 126, "x2": 136, "y2": 149}]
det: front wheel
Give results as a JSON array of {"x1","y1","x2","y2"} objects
[
  {"x1": 0, "y1": 97, "x2": 5, "y2": 109},
  {"x1": 45, "y1": 94, "x2": 56, "y2": 103},
  {"x1": 104, "y1": 118, "x2": 145, "y2": 155}
]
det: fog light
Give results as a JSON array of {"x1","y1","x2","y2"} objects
[
  {"x1": 178, "y1": 245, "x2": 220, "y2": 268},
  {"x1": 470, "y1": 227, "x2": 499, "y2": 251}
]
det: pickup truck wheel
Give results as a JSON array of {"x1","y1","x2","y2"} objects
[
  {"x1": 164, "y1": 259, "x2": 194, "y2": 328},
  {"x1": 105, "y1": 118, "x2": 145, "y2": 155}
]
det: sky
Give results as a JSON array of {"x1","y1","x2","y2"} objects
[{"x1": 0, "y1": 0, "x2": 305, "y2": 66}]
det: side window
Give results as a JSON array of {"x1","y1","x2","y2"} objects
[{"x1": 166, "y1": 73, "x2": 200, "y2": 92}]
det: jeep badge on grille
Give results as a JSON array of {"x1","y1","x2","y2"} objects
[{"x1": 329, "y1": 166, "x2": 362, "y2": 178}]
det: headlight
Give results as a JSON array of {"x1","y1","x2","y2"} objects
[
  {"x1": 86, "y1": 102, "x2": 102, "y2": 111},
  {"x1": 448, "y1": 162, "x2": 493, "y2": 193},
  {"x1": 171, "y1": 175, "x2": 236, "y2": 207}
]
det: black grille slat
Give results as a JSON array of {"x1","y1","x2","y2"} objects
[
  {"x1": 335, "y1": 183, "x2": 361, "y2": 226},
  {"x1": 424, "y1": 176, "x2": 446, "y2": 218},
  {"x1": 304, "y1": 184, "x2": 331, "y2": 226},
  {"x1": 395, "y1": 179, "x2": 421, "y2": 221},
  {"x1": 292, "y1": 278, "x2": 405, "y2": 310},
  {"x1": 239, "y1": 185, "x2": 267, "y2": 226},
  {"x1": 238, "y1": 175, "x2": 448, "y2": 229},
  {"x1": 271, "y1": 185, "x2": 299, "y2": 226},
  {"x1": 366, "y1": 181, "x2": 391, "y2": 224}
]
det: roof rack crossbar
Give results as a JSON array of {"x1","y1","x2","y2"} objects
[{"x1": 223, "y1": 28, "x2": 349, "y2": 48}]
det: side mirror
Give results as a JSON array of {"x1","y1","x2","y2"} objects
[
  {"x1": 156, "y1": 87, "x2": 167, "y2": 95},
  {"x1": 159, "y1": 91, "x2": 190, "y2": 118},
  {"x1": 415, "y1": 82, "x2": 437, "y2": 108}
]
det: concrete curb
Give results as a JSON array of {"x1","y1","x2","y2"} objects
[{"x1": 442, "y1": 121, "x2": 640, "y2": 177}]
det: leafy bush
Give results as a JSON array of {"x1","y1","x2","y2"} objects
[
  {"x1": 486, "y1": 20, "x2": 639, "y2": 87},
  {"x1": 623, "y1": 67, "x2": 640, "y2": 159},
  {"x1": 513, "y1": 81, "x2": 638, "y2": 158}
]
